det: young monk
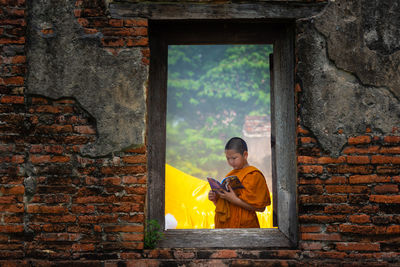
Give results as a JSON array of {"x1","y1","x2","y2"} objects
[{"x1": 208, "y1": 137, "x2": 271, "y2": 228}]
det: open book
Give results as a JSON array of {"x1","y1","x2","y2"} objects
[{"x1": 207, "y1": 175, "x2": 244, "y2": 193}]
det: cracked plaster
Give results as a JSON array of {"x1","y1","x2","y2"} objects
[
  {"x1": 26, "y1": 0, "x2": 147, "y2": 157},
  {"x1": 297, "y1": 0, "x2": 400, "y2": 156}
]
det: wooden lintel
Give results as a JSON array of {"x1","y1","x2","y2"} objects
[{"x1": 109, "y1": 2, "x2": 327, "y2": 20}]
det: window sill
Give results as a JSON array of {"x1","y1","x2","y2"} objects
[{"x1": 159, "y1": 228, "x2": 291, "y2": 248}]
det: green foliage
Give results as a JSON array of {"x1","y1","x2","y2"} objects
[
  {"x1": 144, "y1": 219, "x2": 163, "y2": 249},
  {"x1": 167, "y1": 45, "x2": 272, "y2": 178}
]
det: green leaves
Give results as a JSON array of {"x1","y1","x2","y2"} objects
[
  {"x1": 144, "y1": 219, "x2": 163, "y2": 249},
  {"x1": 167, "y1": 45, "x2": 272, "y2": 178}
]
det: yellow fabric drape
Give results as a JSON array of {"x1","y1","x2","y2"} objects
[{"x1": 165, "y1": 164, "x2": 274, "y2": 229}]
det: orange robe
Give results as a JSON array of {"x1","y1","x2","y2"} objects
[{"x1": 214, "y1": 166, "x2": 270, "y2": 228}]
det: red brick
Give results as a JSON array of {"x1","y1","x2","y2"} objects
[
  {"x1": 377, "y1": 165, "x2": 400, "y2": 174},
  {"x1": 0, "y1": 204, "x2": 24, "y2": 212},
  {"x1": 346, "y1": 155, "x2": 370, "y2": 164},
  {"x1": 0, "y1": 36, "x2": 25, "y2": 44},
  {"x1": 124, "y1": 145, "x2": 146, "y2": 154},
  {"x1": 102, "y1": 177, "x2": 121, "y2": 186},
  {"x1": 301, "y1": 233, "x2": 341, "y2": 241},
  {"x1": 325, "y1": 185, "x2": 369, "y2": 194},
  {"x1": 384, "y1": 136, "x2": 400, "y2": 143},
  {"x1": 348, "y1": 136, "x2": 371, "y2": 145},
  {"x1": 125, "y1": 185, "x2": 146, "y2": 195},
  {"x1": 318, "y1": 156, "x2": 346, "y2": 164},
  {"x1": 35, "y1": 105, "x2": 60, "y2": 113},
  {"x1": 0, "y1": 195, "x2": 18, "y2": 204},
  {"x1": 349, "y1": 174, "x2": 390, "y2": 184},
  {"x1": 39, "y1": 233, "x2": 80, "y2": 242},
  {"x1": 336, "y1": 242, "x2": 380, "y2": 251},
  {"x1": 101, "y1": 165, "x2": 146, "y2": 175},
  {"x1": 31, "y1": 214, "x2": 76, "y2": 223},
  {"x1": 124, "y1": 19, "x2": 148, "y2": 27},
  {"x1": 71, "y1": 205, "x2": 95, "y2": 214},
  {"x1": 0, "y1": 76, "x2": 24, "y2": 85},
  {"x1": 298, "y1": 165, "x2": 323, "y2": 174},
  {"x1": 299, "y1": 176, "x2": 347, "y2": 185},
  {"x1": 370, "y1": 195, "x2": 400, "y2": 203},
  {"x1": 0, "y1": 225, "x2": 23, "y2": 232},
  {"x1": 74, "y1": 195, "x2": 116, "y2": 204},
  {"x1": 0, "y1": 95, "x2": 24, "y2": 104},
  {"x1": 120, "y1": 252, "x2": 142, "y2": 259},
  {"x1": 126, "y1": 37, "x2": 149, "y2": 47},
  {"x1": 78, "y1": 215, "x2": 118, "y2": 223},
  {"x1": 297, "y1": 156, "x2": 317, "y2": 164},
  {"x1": 108, "y1": 19, "x2": 123, "y2": 27},
  {"x1": 339, "y1": 224, "x2": 385, "y2": 235},
  {"x1": 50, "y1": 155, "x2": 70, "y2": 163},
  {"x1": 83, "y1": 28, "x2": 98, "y2": 34},
  {"x1": 380, "y1": 146, "x2": 400, "y2": 154},
  {"x1": 77, "y1": 17, "x2": 89, "y2": 26},
  {"x1": 172, "y1": 250, "x2": 196, "y2": 259},
  {"x1": 27, "y1": 205, "x2": 67, "y2": 214},
  {"x1": 326, "y1": 165, "x2": 373, "y2": 174},
  {"x1": 12, "y1": 155, "x2": 24, "y2": 163},
  {"x1": 300, "y1": 195, "x2": 347, "y2": 204},
  {"x1": 121, "y1": 233, "x2": 144, "y2": 241},
  {"x1": 122, "y1": 176, "x2": 146, "y2": 184},
  {"x1": 300, "y1": 225, "x2": 322, "y2": 233},
  {"x1": 372, "y1": 155, "x2": 400, "y2": 164},
  {"x1": 300, "y1": 137, "x2": 317, "y2": 144},
  {"x1": 299, "y1": 215, "x2": 346, "y2": 223},
  {"x1": 72, "y1": 243, "x2": 95, "y2": 252},
  {"x1": 387, "y1": 225, "x2": 400, "y2": 234},
  {"x1": 349, "y1": 214, "x2": 370, "y2": 224},
  {"x1": 29, "y1": 155, "x2": 50, "y2": 163},
  {"x1": 123, "y1": 155, "x2": 146, "y2": 164},
  {"x1": 82, "y1": 8, "x2": 104, "y2": 17},
  {"x1": 101, "y1": 37, "x2": 124, "y2": 47},
  {"x1": 0, "y1": 185, "x2": 24, "y2": 195},
  {"x1": 119, "y1": 214, "x2": 144, "y2": 223},
  {"x1": 298, "y1": 185, "x2": 324, "y2": 194},
  {"x1": 300, "y1": 242, "x2": 323, "y2": 250},
  {"x1": 0, "y1": 19, "x2": 26, "y2": 26},
  {"x1": 374, "y1": 184, "x2": 399, "y2": 193},
  {"x1": 324, "y1": 205, "x2": 354, "y2": 214},
  {"x1": 104, "y1": 225, "x2": 144, "y2": 232}
]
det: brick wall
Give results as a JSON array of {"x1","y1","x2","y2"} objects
[{"x1": 1, "y1": 0, "x2": 400, "y2": 266}]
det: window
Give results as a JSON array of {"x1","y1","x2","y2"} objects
[{"x1": 147, "y1": 20, "x2": 297, "y2": 247}]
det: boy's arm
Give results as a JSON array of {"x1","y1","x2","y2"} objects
[
  {"x1": 216, "y1": 185, "x2": 264, "y2": 212},
  {"x1": 208, "y1": 190, "x2": 218, "y2": 206}
]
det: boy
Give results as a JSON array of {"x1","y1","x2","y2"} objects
[{"x1": 208, "y1": 137, "x2": 271, "y2": 228}]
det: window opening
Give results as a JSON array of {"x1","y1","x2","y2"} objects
[
  {"x1": 165, "y1": 44, "x2": 274, "y2": 229},
  {"x1": 148, "y1": 20, "x2": 297, "y2": 248}
]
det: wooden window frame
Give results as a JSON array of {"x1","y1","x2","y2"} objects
[{"x1": 147, "y1": 20, "x2": 297, "y2": 248}]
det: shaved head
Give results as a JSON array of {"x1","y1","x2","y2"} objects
[{"x1": 225, "y1": 137, "x2": 248, "y2": 155}]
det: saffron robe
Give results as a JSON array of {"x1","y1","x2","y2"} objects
[{"x1": 214, "y1": 166, "x2": 270, "y2": 228}]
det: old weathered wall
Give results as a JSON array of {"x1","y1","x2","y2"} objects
[
  {"x1": 0, "y1": 0, "x2": 399, "y2": 266},
  {"x1": 27, "y1": 0, "x2": 148, "y2": 156},
  {"x1": 298, "y1": 0, "x2": 400, "y2": 156}
]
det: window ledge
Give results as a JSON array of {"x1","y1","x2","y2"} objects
[{"x1": 159, "y1": 228, "x2": 291, "y2": 248}]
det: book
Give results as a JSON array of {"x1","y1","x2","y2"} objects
[{"x1": 207, "y1": 175, "x2": 244, "y2": 193}]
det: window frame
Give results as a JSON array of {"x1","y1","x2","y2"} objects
[{"x1": 147, "y1": 20, "x2": 297, "y2": 248}]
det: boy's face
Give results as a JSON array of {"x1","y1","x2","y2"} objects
[{"x1": 225, "y1": 149, "x2": 248, "y2": 170}]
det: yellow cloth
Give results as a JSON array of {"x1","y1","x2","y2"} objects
[
  {"x1": 215, "y1": 166, "x2": 271, "y2": 228},
  {"x1": 165, "y1": 164, "x2": 273, "y2": 229}
]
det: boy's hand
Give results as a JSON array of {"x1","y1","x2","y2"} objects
[
  {"x1": 217, "y1": 184, "x2": 238, "y2": 203},
  {"x1": 208, "y1": 190, "x2": 218, "y2": 205}
]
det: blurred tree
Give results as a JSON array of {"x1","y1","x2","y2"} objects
[{"x1": 167, "y1": 45, "x2": 272, "y2": 179}]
